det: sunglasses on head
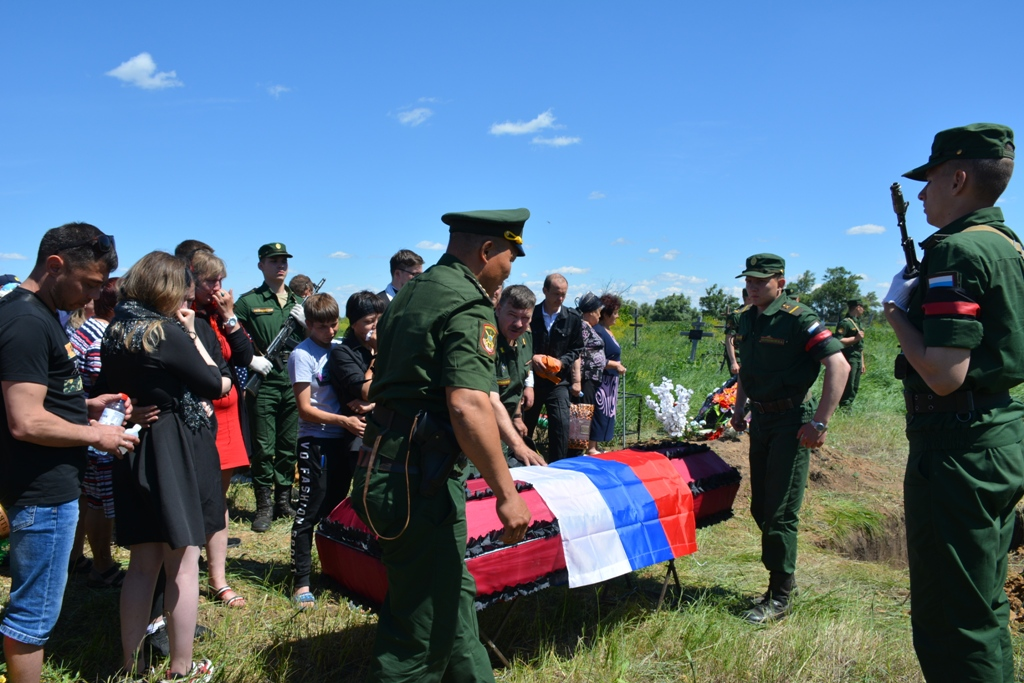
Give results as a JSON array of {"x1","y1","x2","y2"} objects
[{"x1": 59, "y1": 233, "x2": 116, "y2": 254}]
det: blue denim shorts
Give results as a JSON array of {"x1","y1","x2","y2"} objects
[{"x1": 0, "y1": 501, "x2": 79, "y2": 646}]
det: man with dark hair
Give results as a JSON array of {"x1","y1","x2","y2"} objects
[
  {"x1": 378, "y1": 249, "x2": 424, "y2": 303},
  {"x1": 289, "y1": 274, "x2": 314, "y2": 298},
  {"x1": 234, "y1": 243, "x2": 305, "y2": 531},
  {"x1": 835, "y1": 298, "x2": 866, "y2": 408},
  {"x1": 173, "y1": 239, "x2": 214, "y2": 263},
  {"x1": 492, "y1": 285, "x2": 545, "y2": 467},
  {"x1": 354, "y1": 210, "x2": 531, "y2": 682},
  {"x1": 884, "y1": 123, "x2": 1023, "y2": 682},
  {"x1": 729, "y1": 253, "x2": 848, "y2": 624},
  {"x1": 523, "y1": 273, "x2": 584, "y2": 462},
  {"x1": 0, "y1": 223, "x2": 138, "y2": 683}
]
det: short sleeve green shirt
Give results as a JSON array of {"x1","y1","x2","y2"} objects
[
  {"x1": 494, "y1": 330, "x2": 532, "y2": 419},
  {"x1": 370, "y1": 253, "x2": 498, "y2": 417},
  {"x1": 736, "y1": 293, "x2": 843, "y2": 402},
  {"x1": 234, "y1": 282, "x2": 302, "y2": 385}
]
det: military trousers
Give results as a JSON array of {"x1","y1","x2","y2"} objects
[
  {"x1": 839, "y1": 352, "x2": 861, "y2": 407},
  {"x1": 905, "y1": 435, "x2": 1024, "y2": 683},
  {"x1": 246, "y1": 381, "x2": 298, "y2": 489},
  {"x1": 523, "y1": 379, "x2": 571, "y2": 462},
  {"x1": 747, "y1": 401, "x2": 814, "y2": 575},
  {"x1": 352, "y1": 456, "x2": 495, "y2": 683}
]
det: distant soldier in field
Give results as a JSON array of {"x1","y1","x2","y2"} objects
[
  {"x1": 884, "y1": 123, "x2": 1023, "y2": 682},
  {"x1": 724, "y1": 289, "x2": 751, "y2": 376},
  {"x1": 729, "y1": 253, "x2": 849, "y2": 624},
  {"x1": 835, "y1": 298, "x2": 866, "y2": 408}
]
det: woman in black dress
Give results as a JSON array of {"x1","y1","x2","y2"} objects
[{"x1": 102, "y1": 252, "x2": 229, "y2": 679}]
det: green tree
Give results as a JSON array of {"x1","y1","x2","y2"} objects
[
  {"x1": 806, "y1": 267, "x2": 863, "y2": 322},
  {"x1": 620, "y1": 298, "x2": 652, "y2": 322},
  {"x1": 698, "y1": 284, "x2": 740, "y2": 319},
  {"x1": 787, "y1": 269, "x2": 816, "y2": 300},
  {"x1": 650, "y1": 293, "x2": 697, "y2": 322}
]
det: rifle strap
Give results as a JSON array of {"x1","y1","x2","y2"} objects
[{"x1": 962, "y1": 225, "x2": 1024, "y2": 260}]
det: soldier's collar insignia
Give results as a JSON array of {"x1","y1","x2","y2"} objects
[{"x1": 480, "y1": 322, "x2": 497, "y2": 356}]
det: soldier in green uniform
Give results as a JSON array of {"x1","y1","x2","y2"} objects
[
  {"x1": 491, "y1": 284, "x2": 545, "y2": 468},
  {"x1": 353, "y1": 209, "x2": 532, "y2": 683},
  {"x1": 835, "y1": 298, "x2": 866, "y2": 408},
  {"x1": 729, "y1": 253, "x2": 849, "y2": 624},
  {"x1": 884, "y1": 123, "x2": 1023, "y2": 683},
  {"x1": 724, "y1": 289, "x2": 751, "y2": 376},
  {"x1": 234, "y1": 243, "x2": 305, "y2": 532}
]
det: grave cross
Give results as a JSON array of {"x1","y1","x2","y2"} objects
[
  {"x1": 630, "y1": 305, "x2": 644, "y2": 348},
  {"x1": 682, "y1": 315, "x2": 715, "y2": 362}
]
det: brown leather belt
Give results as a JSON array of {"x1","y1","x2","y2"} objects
[
  {"x1": 751, "y1": 391, "x2": 811, "y2": 414},
  {"x1": 903, "y1": 390, "x2": 1010, "y2": 414}
]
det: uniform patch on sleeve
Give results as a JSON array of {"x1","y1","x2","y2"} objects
[
  {"x1": 480, "y1": 322, "x2": 497, "y2": 356},
  {"x1": 923, "y1": 271, "x2": 979, "y2": 319},
  {"x1": 804, "y1": 320, "x2": 834, "y2": 353}
]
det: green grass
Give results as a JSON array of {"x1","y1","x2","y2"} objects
[{"x1": 5, "y1": 319, "x2": 1024, "y2": 681}]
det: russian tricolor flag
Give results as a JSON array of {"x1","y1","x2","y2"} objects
[{"x1": 513, "y1": 451, "x2": 697, "y2": 587}]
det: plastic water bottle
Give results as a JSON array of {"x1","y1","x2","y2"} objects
[{"x1": 98, "y1": 393, "x2": 128, "y2": 427}]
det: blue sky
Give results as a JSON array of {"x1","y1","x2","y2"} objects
[{"x1": 2, "y1": 2, "x2": 1022, "y2": 307}]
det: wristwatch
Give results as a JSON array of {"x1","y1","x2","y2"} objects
[
  {"x1": 810, "y1": 420, "x2": 828, "y2": 433},
  {"x1": 223, "y1": 315, "x2": 238, "y2": 329}
]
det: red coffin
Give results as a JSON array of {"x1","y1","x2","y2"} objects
[{"x1": 316, "y1": 442, "x2": 739, "y2": 610}]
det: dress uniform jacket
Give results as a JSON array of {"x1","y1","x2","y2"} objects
[
  {"x1": 901, "y1": 206, "x2": 1024, "y2": 683},
  {"x1": 494, "y1": 330, "x2": 532, "y2": 420}
]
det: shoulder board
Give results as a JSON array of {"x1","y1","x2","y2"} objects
[
  {"x1": 738, "y1": 304, "x2": 751, "y2": 313},
  {"x1": 779, "y1": 302, "x2": 802, "y2": 316},
  {"x1": 238, "y1": 288, "x2": 258, "y2": 299}
]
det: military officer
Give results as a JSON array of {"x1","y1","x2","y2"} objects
[
  {"x1": 729, "y1": 253, "x2": 849, "y2": 623},
  {"x1": 835, "y1": 298, "x2": 866, "y2": 408},
  {"x1": 353, "y1": 209, "x2": 532, "y2": 683},
  {"x1": 234, "y1": 243, "x2": 305, "y2": 531},
  {"x1": 884, "y1": 123, "x2": 1023, "y2": 683}
]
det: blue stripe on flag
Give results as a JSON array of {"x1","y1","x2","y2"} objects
[{"x1": 551, "y1": 456, "x2": 674, "y2": 569}]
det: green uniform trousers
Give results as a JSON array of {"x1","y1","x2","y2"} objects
[
  {"x1": 839, "y1": 352, "x2": 861, "y2": 408},
  {"x1": 353, "y1": 462, "x2": 494, "y2": 683},
  {"x1": 905, "y1": 437, "x2": 1024, "y2": 682},
  {"x1": 747, "y1": 401, "x2": 815, "y2": 575},
  {"x1": 246, "y1": 380, "x2": 298, "y2": 489}
]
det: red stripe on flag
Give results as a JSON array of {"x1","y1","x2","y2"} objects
[
  {"x1": 593, "y1": 450, "x2": 697, "y2": 557},
  {"x1": 923, "y1": 301, "x2": 980, "y2": 317},
  {"x1": 804, "y1": 329, "x2": 832, "y2": 352}
]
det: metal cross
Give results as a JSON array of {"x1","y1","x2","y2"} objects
[
  {"x1": 629, "y1": 305, "x2": 643, "y2": 348},
  {"x1": 682, "y1": 315, "x2": 715, "y2": 362}
]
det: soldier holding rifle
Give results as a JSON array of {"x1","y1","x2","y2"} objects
[
  {"x1": 884, "y1": 124, "x2": 1023, "y2": 683},
  {"x1": 235, "y1": 243, "x2": 307, "y2": 532}
]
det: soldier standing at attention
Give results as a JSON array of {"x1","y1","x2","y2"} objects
[
  {"x1": 234, "y1": 243, "x2": 306, "y2": 532},
  {"x1": 724, "y1": 288, "x2": 751, "y2": 376},
  {"x1": 884, "y1": 123, "x2": 1023, "y2": 683},
  {"x1": 835, "y1": 298, "x2": 866, "y2": 409},
  {"x1": 728, "y1": 253, "x2": 849, "y2": 623},
  {"x1": 353, "y1": 209, "x2": 531, "y2": 683}
]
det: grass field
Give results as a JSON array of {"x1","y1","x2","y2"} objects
[{"x1": 3, "y1": 318, "x2": 1024, "y2": 682}]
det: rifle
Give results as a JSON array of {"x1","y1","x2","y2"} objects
[
  {"x1": 244, "y1": 277, "x2": 326, "y2": 397},
  {"x1": 890, "y1": 182, "x2": 920, "y2": 278}
]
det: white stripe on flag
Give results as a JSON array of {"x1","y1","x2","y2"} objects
[{"x1": 513, "y1": 465, "x2": 633, "y2": 587}]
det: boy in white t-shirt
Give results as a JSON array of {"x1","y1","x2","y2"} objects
[{"x1": 286, "y1": 293, "x2": 365, "y2": 608}]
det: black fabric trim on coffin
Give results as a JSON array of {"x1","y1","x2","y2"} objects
[
  {"x1": 689, "y1": 468, "x2": 742, "y2": 496},
  {"x1": 465, "y1": 480, "x2": 535, "y2": 502},
  {"x1": 474, "y1": 568, "x2": 570, "y2": 610},
  {"x1": 467, "y1": 518, "x2": 561, "y2": 555},
  {"x1": 634, "y1": 440, "x2": 713, "y2": 458},
  {"x1": 695, "y1": 508, "x2": 735, "y2": 529},
  {"x1": 316, "y1": 519, "x2": 383, "y2": 560}
]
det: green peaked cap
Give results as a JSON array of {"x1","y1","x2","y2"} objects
[
  {"x1": 441, "y1": 208, "x2": 529, "y2": 257},
  {"x1": 737, "y1": 253, "x2": 785, "y2": 278},
  {"x1": 258, "y1": 242, "x2": 292, "y2": 259},
  {"x1": 903, "y1": 123, "x2": 1015, "y2": 181}
]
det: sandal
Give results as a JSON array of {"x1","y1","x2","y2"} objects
[
  {"x1": 69, "y1": 555, "x2": 93, "y2": 575},
  {"x1": 87, "y1": 564, "x2": 126, "y2": 588},
  {"x1": 162, "y1": 658, "x2": 214, "y2": 683},
  {"x1": 291, "y1": 591, "x2": 316, "y2": 610},
  {"x1": 212, "y1": 585, "x2": 246, "y2": 608}
]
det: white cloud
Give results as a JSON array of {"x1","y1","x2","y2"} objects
[
  {"x1": 328, "y1": 251, "x2": 352, "y2": 259},
  {"x1": 663, "y1": 249, "x2": 680, "y2": 260},
  {"x1": 398, "y1": 108, "x2": 433, "y2": 127},
  {"x1": 490, "y1": 109, "x2": 557, "y2": 136},
  {"x1": 415, "y1": 240, "x2": 444, "y2": 251},
  {"x1": 267, "y1": 85, "x2": 291, "y2": 99},
  {"x1": 611, "y1": 238, "x2": 629, "y2": 245},
  {"x1": 545, "y1": 266, "x2": 590, "y2": 275},
  {"x1": 648, "y1": 248, "x2": 660, "y2": 254},
  {"x1": 846, "y1": 224, "x2": 886, "y2": 235},
  {"x1": 659, "y1": 272, "x2": 707, "y2": 284},
  {"x1": 589, "y1": 191, "x2": 606, "y2": 200},
  {"x1": 532, "y1": 136, "x2": 580, "y2": 147},
  {"x1": 790, "y1": 252, "x2": 800, "y2": 257},
  {"x1": 0, "y1": 253, "x2": 27, "y2": 260},
  {"x1": 106, "y1": 53, "x2": 182, "y2": 90},
  {"x1": 418, "y1": 97, "x2": 439, "y2": 104}
]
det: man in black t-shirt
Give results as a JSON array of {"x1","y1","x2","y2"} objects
[{"x1": 0, "y1": 223, "x2": 137, "y2": 683}]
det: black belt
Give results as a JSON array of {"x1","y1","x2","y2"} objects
[
  {"x1": 903, "y1": 390, "x2": 1010, "y2": 415},
  {"x1": 750, "y1": 391, "x2": 811, "y2": 414}
]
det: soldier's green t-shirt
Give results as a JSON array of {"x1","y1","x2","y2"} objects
[
  {"x1": 234, "y1": 282, "x2": 302, "y2": 386},
  {"x1": 903, "y1": 206, "x2": 1024, "y2": 447},
  {"x1": 493, "y1": 330, "x2": 532, "y2": 419},
  {"x1": 736, "y1": 293, "x2": 843, "y2": 402},
  {"x1": 835, "y1": 316, "x2": 864, "y2": 359},
  {"x1": 370, "y1": 253, "x2": 498, "y2": 418}
]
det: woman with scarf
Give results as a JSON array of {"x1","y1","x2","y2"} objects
[
  {"x1": 190, "y1": 249, "x2": 253, "y2": 608},
  {"x1": 102, "y1": 251, "x2": 229, "y2": 680}
]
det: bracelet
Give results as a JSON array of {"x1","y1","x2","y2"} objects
[{"x1": 187, "y1": 330, "x2": 198, "y2": 340}]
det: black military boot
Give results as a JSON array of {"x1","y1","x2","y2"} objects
[
  {"x1": 274, "y1": 485, "x2": 296, "y2": 520},
  {"x1": 743, "y1": 572, "x2": 796, "y2": 624},
  {"x1": 251, "y1": 486, "x2": 274, "y2": 533}
]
